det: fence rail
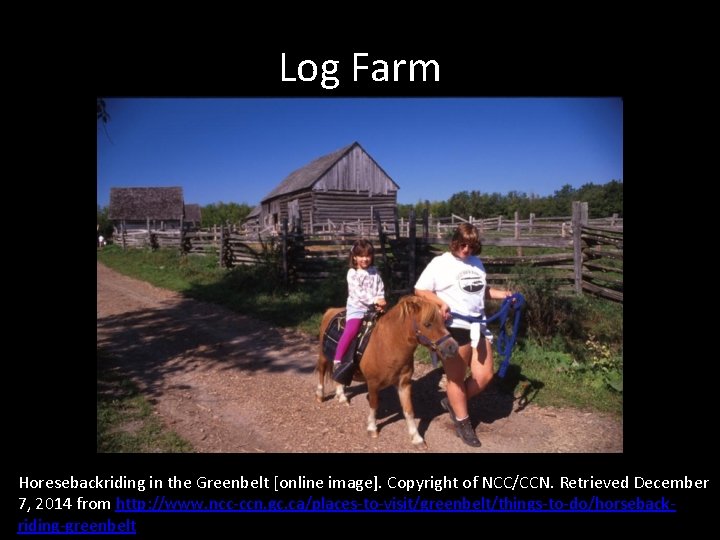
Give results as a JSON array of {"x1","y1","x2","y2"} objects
[{"x1": 112, "y1": 204, "x2": 623, "y2": 303}]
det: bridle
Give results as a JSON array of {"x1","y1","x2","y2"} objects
[{"x1": 413, "y1": 321, "x2": 454, "y2": 351}]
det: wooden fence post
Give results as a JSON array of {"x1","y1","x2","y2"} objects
[
  {"x1": 515, "y1": 211, "x2": 522, "y2": 256},
  {"x1": 422, "y1": 208, "x2": 429, "y2": 243},
  {"x1": 179, "y1": 227, "x2": 186, "y2": 254},
  {"x1": 374, "y1": 210, "x2": 391, "y2": 291},
  {"x1": 529, "y1": 213, "x2": 535, "y2": 234},
  {"x1": 572, "y1": 201, "x2": 588, "y2": 295},
  {"x1": 281, "y1": 218, "x2": 289, "y2": 288},
  {"x1": 408, "y1": 209, "x2": 416, "y2": 289},
  {"x1": 179, "y1": 215, "x2": 185, "y2": 254},
  {"x1": 295, "y1": 214, "x2": 305, "y2": 267},
  {"x1": 219, "y1": 226, "x2": 225, "y2": 268},
  {"x1": 393, "y1": 206, "x2": 400, "y2": 239}
]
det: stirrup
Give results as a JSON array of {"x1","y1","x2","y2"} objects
[
  {"x1": 332, "y1": 361, "x2": 356, "y2": 386},
  {"x1": 455, "y1": 418, "x2": 481, "y2": 447}
]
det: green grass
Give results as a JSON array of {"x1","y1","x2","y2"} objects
[
  {"x1": 508, "y1": 341, "x2": 622, "y2": 414},
  {"x1": 99, "y1": 245, "x2": 347, "y2": 328},
  {"x1": 428, "y1": 242, "x2": 571, "y2": 258},
  {"x1": 482, "y1": 245, "x2": 570, "y2": 257},
  {"x1": 97, "y1": 349, "x2": 193, "y2": 453},
  {"x1": 99, "y1": 244, "x2": 226, "y2": 292},
  {"x1": 98, "y1": 246, "x2": 622, "y2": 417},
  {"x1": 412, "y1": 333, "x2": 622, "y2": 416}
]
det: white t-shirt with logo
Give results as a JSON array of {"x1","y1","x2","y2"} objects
[{"x1": 415, "y1": 251, "x2": 490, "y2": 335}]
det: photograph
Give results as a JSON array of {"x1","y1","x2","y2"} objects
[{"x1": 96, "y1": 97, "x2": 624, "y2": 454}]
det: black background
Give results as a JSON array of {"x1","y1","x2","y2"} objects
[{"x1": 15, "y1": 44, "x2": 712, "y2": 536}]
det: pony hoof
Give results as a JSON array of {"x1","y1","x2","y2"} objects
[
  {"x1": 414, "y1": 440, "x2": 428, "y2": 450},
  {"x1": 368, "y1": 430, "x2": 378, "y2": 439},
  {"x1": 315, "y1": 395, "x2": 323, "y2": 404}
]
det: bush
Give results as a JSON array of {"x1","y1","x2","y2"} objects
[
  {"x1": 508, "y1": 266, "x2": 584, "y2": 345},
  {"x1": 508, "y1": 265, "x2": 623, "y2": 393}
]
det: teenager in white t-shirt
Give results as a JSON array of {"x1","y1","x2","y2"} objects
[{"x1": 415, "y1": 223, "x2": 514, "y2": 447}]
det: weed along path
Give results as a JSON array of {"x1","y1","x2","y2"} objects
[{"x1": 97, "y1": 262, "x2": 622, "y2": 453}]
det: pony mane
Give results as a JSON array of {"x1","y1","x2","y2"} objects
[{"x1": 396, "y1": 295, "x2": 439, "y2": 326}]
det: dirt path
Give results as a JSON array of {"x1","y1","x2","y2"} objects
[{"x1": 96, "y1": 262, "x2": 622, "y2": 453}]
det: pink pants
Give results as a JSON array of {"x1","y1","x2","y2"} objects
[{"x1": 334, "y1": 318, "x2": 362, "y2": 362}]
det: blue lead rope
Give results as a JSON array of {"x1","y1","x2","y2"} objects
[{"x1": 450, "y1": 292, "x2": 526, "y2": 378}]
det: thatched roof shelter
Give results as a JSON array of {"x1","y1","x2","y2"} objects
[
  {"x1": 109, "y1": 187, "x2": 184, "y2": 220},
  {"x1": 184, "y1": 203, "x2": 202, "y2": 224}
]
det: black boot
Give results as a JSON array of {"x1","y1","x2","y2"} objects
[
  {"x1": 332, "y1": 360, "x2": 356, "y2": 386},
  {"x1": 455, "y1": 418, "x2": 481, "y2": 447}
]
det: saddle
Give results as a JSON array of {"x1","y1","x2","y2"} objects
[{"x1": 322, "y1": 309, "x2": 381, "y2": 385}]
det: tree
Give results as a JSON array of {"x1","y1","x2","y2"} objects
[
  {"x1": 201, "y1": 202, "x2": 253, "y2": 227},
  {"x1": 97, "y1": 98, "x2": 110, "y2": 123},
  {"x1": 397, "y1": 179, "x2": 621, "y2": 222},
  {"x1": 596, "y1": 179, "x2": 623, "y2": 217},
  {"x1": 448, "y1": 191, "x2": 471, "y2": 217},
  {"x1": 396, "y1": 203, "x2": 414, "y2": 219},
  {"x1": 97, "y1": 205, "x2": 113, "y2": 240},
  {"x1": 97, "y1": 98, "x2": 112, "y2": 143},
  {"x1": 544, "y1": 184, "x2": 577, "y2": 216}
]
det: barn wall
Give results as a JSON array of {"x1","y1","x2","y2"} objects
[
  {"x1": 314, "y1": 145, "x2": 396, "y2": 195},
  {"x1": 274, "y1": 193, "x2": 314, "y2": 227},
  {"x1": 263, "y1": 191, "x2": 397, "y2": 231},
  {"x1": 312, "y1": 191, "x2": 396, "y2": 224},
  {"x1": 261, "y1": 200, "x2": 282, "y2": 227}
]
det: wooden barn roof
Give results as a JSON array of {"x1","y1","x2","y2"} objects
[
  {"x1": 262, "y1": 142, "x2": 396, "y2": 202},
  {"x1": 108, "y1": 187, "x2": 184, "y2": 220},
  {"x1": 184, "y1": 203, "x2": 202, "y2": 223}
]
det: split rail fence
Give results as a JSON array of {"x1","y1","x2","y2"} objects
[{"x1": 113, "y1": 202, "x2": 622, "y2": 303}]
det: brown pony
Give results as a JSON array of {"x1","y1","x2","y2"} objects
[{"x1": 316, "y1": 295, "x2": 458, "y2": 448}]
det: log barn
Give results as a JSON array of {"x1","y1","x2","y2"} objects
[{"x1": 258, "y1": 142, "x2": 399, "y2": 233}]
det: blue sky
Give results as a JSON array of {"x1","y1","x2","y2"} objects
[{"x1": 97, "y1": 98, "x2": 622, "y2": 208}]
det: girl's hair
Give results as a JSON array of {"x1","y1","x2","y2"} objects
[
  {"x1": 450, "y1": 223, "x2": 482, "y2": 255},
  {"x1": 348, "y1": 239, "x2": 375, "y2": 268}
]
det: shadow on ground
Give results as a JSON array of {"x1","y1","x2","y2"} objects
[
  {"x1": 98, "y1": 297, "x2": 318, "y2": 401},
  {"x1": 338, "y1": 363, "x2": 545, "y2": 439}
]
